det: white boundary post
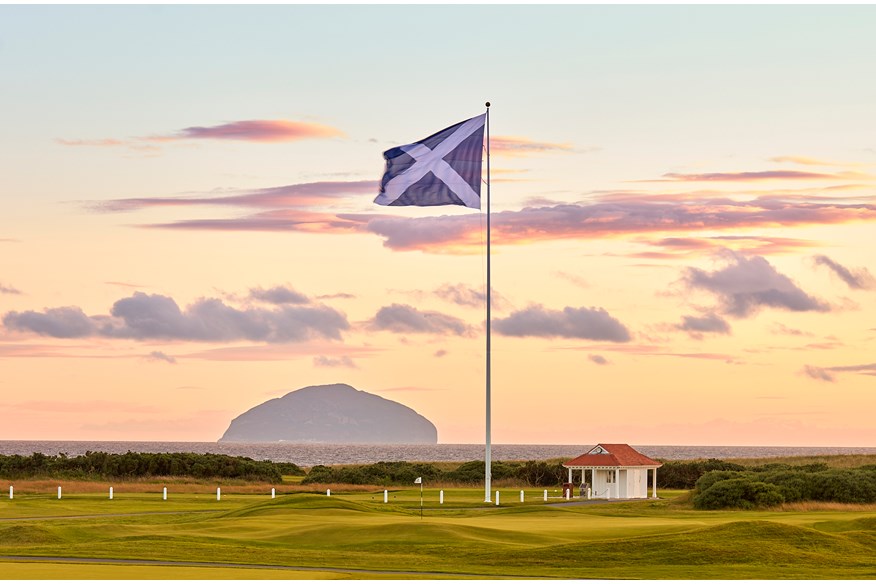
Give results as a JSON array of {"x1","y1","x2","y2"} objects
[
  {"x1": 109, "y1": 486, "x2": 113, "y2": 500},
  {"x1": 217, "y1": 487, "x2": 221, "y2": 501},
  {"x1": 163, "y1": 487, "x2": 167, "y2": 500},
  {"x1": 384, "y1": 490, "x2": 388, "y2": 503},
  {"x1": 271, "y1": 487, "x2": 275, "y2": 499},
  {"x1": 495, "y1": 491, "x2": 500, "y2": 506},
  {"x1": 520, "y1": 490, "x2": 524, "y2": 503},
  {"x1": 57, "y1": 486, "x2": 62, "y2": 499},
  {"x1": 326, "y1": 489, "x2": 331, "y2": 497},
  {"x1": 9, "y1": 486, "x2": 13, "y2": 500},
  {"x1": 543, "y1": 489, "x2": 547, "y2": 501},
  {"x1": 439, "y1": 490, "x2": 444, "y2": 505}
]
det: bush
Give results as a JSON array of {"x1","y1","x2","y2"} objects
[
  {"x1": 301, "y1": 461, "x2": 442, "y2": 486},
  {"x1": 694, "y1": 478, "x2": 784, "y2": 509},
  {"x1": 659, "y1": 459, "x2": 746, "y2": 489}
]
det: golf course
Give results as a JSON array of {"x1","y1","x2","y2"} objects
[{"x1": 2, "y1": 477, "x2": 876, "y2": 579}]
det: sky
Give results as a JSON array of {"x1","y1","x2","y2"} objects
[{"x1": 1, "y1": 5, "x2": 874, "y2": 447}]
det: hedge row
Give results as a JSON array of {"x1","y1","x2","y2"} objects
[
  {"x1": 0, "y1": 452, "x2": 303, "y2": 482},
  {"x1": 693, "y1": 465, "x2": 876, "y2": 509},
  {"x1": 303, "y1": 459, "x2": 568, "y2": 487}
]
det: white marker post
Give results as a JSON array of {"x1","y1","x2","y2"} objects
[
  {"x1": 520, "y1": 490, "x2": 524, "y2": 503},
  {"x1": 543, "y1": 489, "x2": 547, "y2": 502},
  {"x1": 565, "y1": 489, "x2": 570, "y2": 501},
  {"x1": 439, "y1": 490, "x2": 444, "y2": 505},
  {"x1": 383, "y1": 490, "x2": 388, "y2": 503},
  {"x1": 216, "y1": 487, "x2": 221, "y2": 501},
  {"x1": 109, "y1": 486, "x2": 114, "y2": 500},
  {"x1": 57, "y1": 486, "x2": 62, "y2": 499},
  {"x1": 163, "y1": 487, "x2": 167, "y2": 501},
  {"x1": 9, "y1": 486, "x2": 13, "y2": 500},
  {"x1": 326, "y1": 489, "x2": 331, "y2": 497},
  {"x1": 495, "y1": 491, "x2": 500, "y2": 506},
  {"x1": 271, "y1": 487, "x2": 275, "y2": 499}
]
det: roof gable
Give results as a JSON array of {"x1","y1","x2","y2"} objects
[{"x1": 564, "y1": 443, "x2": 662, "y2": 468}]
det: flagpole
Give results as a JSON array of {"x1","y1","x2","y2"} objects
[{"x1": 484, "y1": 101, "x2": 492, "y2": 503}]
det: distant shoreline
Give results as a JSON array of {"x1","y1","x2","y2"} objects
[{"x1": 2, "y1": 441, "x2": 874, "y2": 468}]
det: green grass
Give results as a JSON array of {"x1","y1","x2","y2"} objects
[{"x1": 2, "y1": 488, "x2": 876, "y2": 579}]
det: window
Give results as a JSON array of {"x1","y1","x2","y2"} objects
[{"x1": 606, "y1": 470, "x2": 616, "y2": 483}]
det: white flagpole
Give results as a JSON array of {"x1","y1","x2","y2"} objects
[{"x1": 484, "y1": 101, "x2": 492, "y2": 503}]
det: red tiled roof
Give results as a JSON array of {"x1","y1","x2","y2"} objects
[{"x1": 563, "y1": 444, "x2": 662, "y2": 468}]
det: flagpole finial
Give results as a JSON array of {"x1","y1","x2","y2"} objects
[{"x1": 485, "y1": 101, "x2": 491, "y2": 108}]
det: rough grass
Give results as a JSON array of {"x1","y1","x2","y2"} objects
[{"x1": 727, "y1": 454, "x2": 876, "y2": 469}]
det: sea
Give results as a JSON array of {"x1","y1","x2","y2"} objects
[{"x1": 1, "y1": 441, "x2": 874, "y2": 467}]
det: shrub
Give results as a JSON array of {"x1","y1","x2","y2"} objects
[
  {"x1": 693, "y1": 478, "x2": 784, "y2": 509},
  {"x1": 659, "y1": 459, "x2": 746, "y2": 489}
]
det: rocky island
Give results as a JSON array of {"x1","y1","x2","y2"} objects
[{"x1": 219, "y1": 383, "x2": 438, "y2": 444}]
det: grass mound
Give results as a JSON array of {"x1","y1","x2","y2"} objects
[
  {"x1": 0, "y1": 524, "x2": 66, "y2": 545},
  {"x1": 510, "y1": 520, "x2": 874, "y2": 571},
  {"x1": 215, "y1": 493, "x2": 392, "y2": 519}
]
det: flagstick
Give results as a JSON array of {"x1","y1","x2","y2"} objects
[{"x1": 484, "y1": 101, "x2": 492, "y2": 503}]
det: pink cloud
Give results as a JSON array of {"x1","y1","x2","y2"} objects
[
  {"x1": 134, "y1": 194, "x2": 876, "y2": 254},
  {"x1": 96, "y1": 180, "x2": 377, "y2": 212},
  {"x1": 166, "y1": 119, "x2": 344, "y2": 143},
  {"x1": 651, "y1": 170, "x2": 856, "y2": 182},
  {"x1": 490, "y1": 136, "x2": 574, "y2": 157},
  {"x1": 630, "y1": 236, "x2": 818, "y2": 258}
]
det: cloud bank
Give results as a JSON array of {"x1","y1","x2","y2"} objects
[
  {"x1": 802, "y1": 362, "x2": 876, "y2": 382},
  {"x1": 3, "y1": 292, "x2": 349, "y2": 343},
  {"x1": 248, "y1": 285, "x2": 310, "y2": 305},
  {"x1": 813, "y1": 255, "x2": 875, "y2": 290},
  {"x1": 369, "y1": 303, "x2": 473, "y2": 336},
  {"x1": 676, "y1": 313, "x2": 732, "y2": 337},
  {"x1": 493, "y1": 305, "x2": 631, "y2": 342},
  {"x1": 684, "y1": 251, "x2": 830, "y2": 317}
]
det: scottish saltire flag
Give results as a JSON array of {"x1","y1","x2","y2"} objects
[{"x1": 375, "y1": 114, "x2": 486, "y2": 209}]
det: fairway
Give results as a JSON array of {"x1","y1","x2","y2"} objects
[{"x1": 3, "y1": 488, "x2": 876, "y2": 579}]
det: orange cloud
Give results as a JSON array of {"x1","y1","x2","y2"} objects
[
  {"x1": 55, "y1": 138, "x2": 126, "y2": 147},
  {"x1": 770, "y1": 156, "x2": 865, "y2": 168},
  {"x1": 490, "y1": 136, "x2": 574, "y2": 157}
]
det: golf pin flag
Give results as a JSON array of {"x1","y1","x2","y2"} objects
[
  {"x1": 414, "y1": 477, "x2": 423, "y2": 484},
  {"x1": 375, "y1": 114, "x2": 486, "y2": 209}
]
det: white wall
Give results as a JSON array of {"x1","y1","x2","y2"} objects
[{"x1": 589, "y1": 468, "x2": 650, "y2": 499}]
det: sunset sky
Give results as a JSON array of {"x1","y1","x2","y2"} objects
[{"x1": 1, "y1": 5, "x2": 875, "y2": 446}]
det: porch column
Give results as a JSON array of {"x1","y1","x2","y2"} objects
[
  {"x1": 652, "y1": 467, "x2": 658, "y2": 499},
  {"x1": 568, "y1": 467, "x2": 572, "y2": 483},
  {"x1": 587, "y1": 468, "x2": 592, "y2": 499}
]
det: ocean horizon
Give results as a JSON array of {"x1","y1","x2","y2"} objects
[{"x1": 1, "y1": 440, "x2": 874, "y2": 468}]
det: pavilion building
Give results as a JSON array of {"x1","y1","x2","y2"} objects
[{"x1": 563, "y1": 444, "x2": 662, "y2": 499}]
